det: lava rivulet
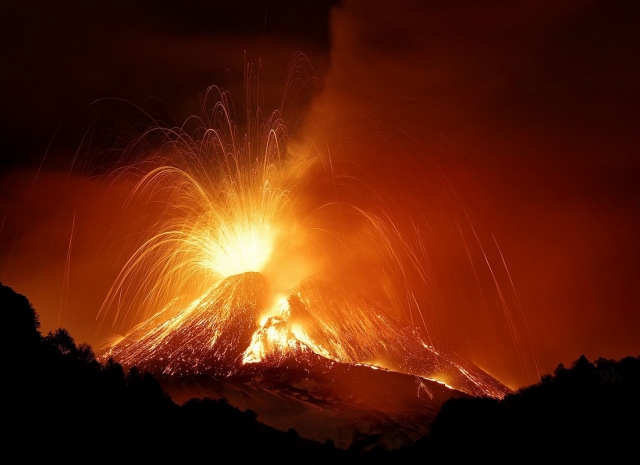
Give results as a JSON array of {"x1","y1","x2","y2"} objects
[
  {"x1": 100, "y1": 61, "x2": 514, "y2": 399},
  {"x1": 106, "y1": 272, "x2": 510, "y2": 398}
]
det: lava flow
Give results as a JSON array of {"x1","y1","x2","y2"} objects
[{"x1": 100, "y1": 60, "x2": 512, "y2": 400}]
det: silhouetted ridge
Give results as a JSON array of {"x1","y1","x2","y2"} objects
[
  {"x1": 2, "y1": 282, "x2": 40, "y2": 350},
  {"x1": 3, "y1": 282, "x2": 638, "y2": 462},
  {"x1": 424, "y1": 354, "x2": 640, "y2": 461},
  {"x1": 1, "y1": 282, "x2": 349, "y2": 463}
]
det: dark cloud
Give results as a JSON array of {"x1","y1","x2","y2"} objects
[{"x1": 0, "y1": 0, "x2": 338, "y2": 167}]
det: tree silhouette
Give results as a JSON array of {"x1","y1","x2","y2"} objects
[
  {"x1": 44, "y1": 328, "x2": 76, "y2": 354},
  {"x1": 1, "y1": 282, "x2": 40, "y2": 355},
  {"x1": 3, "y1": 281, "x2": 637, "y2": 463},
  {"x1": 425, "y1": 353, "x2": 640, "y2": 461},
  {"x1": 2, "y1": 282, "x2": 357, "y2": 462}
]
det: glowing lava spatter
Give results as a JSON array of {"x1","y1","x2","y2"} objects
[
  {"x1": 100, "y1": 59, "x2": 513, "y2": 399},
  {"x1": 99, "y1": 70, "x2": 311, "y2": 331}
]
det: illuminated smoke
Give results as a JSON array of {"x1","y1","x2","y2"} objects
[{"x1": 100, "y1": 57, "x2": 519, "y2": 398}]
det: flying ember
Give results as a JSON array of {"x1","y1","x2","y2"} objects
[{"x1": 99, "y1": 57, "x2": 524, "y2": 399}]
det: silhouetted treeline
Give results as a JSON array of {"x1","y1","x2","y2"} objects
[
  {"x1": 3, "y1": 282, "x2": 639, "y2": 462},
  {"x1": 361, "y1": 353, "x2": 640, "y2": 463},
  {"x1": 2, "y1": 283, "x2": 346, "y2": 463},
  {"x1": 435, "y1": 352, "x2": 638, "y2": 459}
]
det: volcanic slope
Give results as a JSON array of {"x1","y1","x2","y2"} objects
[
  {"x1": 104, "y1": 272, "x2": 511, "y2": 447},
  {"x1": 105, "y1": 272, "x2": 269, "y2": 376},
  {"x1": 159, "y1": 349, "x2": 470, "y2": 450},
  {"x1": 105, "y1": 272, "x2": 508, "y2": 397}
]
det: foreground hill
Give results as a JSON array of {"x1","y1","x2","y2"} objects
[
  {"x1": 425, "y1": 352, "x2": 640, "y2": 460},
  {"x1": 3, "y1": 281, "x2": 638, "y2": 462},
  {"x1": 3, "y1": 282, "x2": 347, "y2": 462}
]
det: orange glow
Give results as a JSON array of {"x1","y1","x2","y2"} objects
[
  {"x1": 2, "y1": 1, "x2": 639, "y2": 400},
  {"x1": 97, "y1": 78, "x2": 313, "y2": 334},
  {"x1": 98, "y1": 58, "x2": 529, "y2": 399}
]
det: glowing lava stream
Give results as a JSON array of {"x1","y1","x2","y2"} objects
[
  {"x1": 103, "y1": 270, "x2": 510, "y2": 398},
  {"x1": 99, "y1": 60, "x2": 513, "y2": 399}
]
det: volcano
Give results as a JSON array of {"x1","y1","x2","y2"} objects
[
  {"x1": 103, "y1": 271, "x2": 511, "y2": 448},
  {"x1": 105, "y1": 272, "x2": 269, "y2": 376}
]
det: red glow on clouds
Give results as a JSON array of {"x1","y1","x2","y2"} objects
[{"x1": 1, "y1": 0, "x2": 639, "y2": 390}]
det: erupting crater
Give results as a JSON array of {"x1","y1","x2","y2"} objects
[{"x1": 97, "y1": 62, "x2": 520, "y2": 447}]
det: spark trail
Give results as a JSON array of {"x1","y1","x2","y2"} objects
[{"x1": 100, "y1": 57, "x2": 527, "y2": 399}]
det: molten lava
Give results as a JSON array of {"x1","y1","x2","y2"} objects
[
  {"x1": 105, "y1": 272, "x2": 510, "y2": 398},
  {"x1": 106, "y1": 272, "x2": 269, "y2": 376}
]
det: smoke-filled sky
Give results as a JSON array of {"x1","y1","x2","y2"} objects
[{"x1": 1, "y1": 0, "x2": 639, "y2": 390}]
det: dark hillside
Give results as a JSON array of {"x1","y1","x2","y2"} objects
[
  {"x1": 2, "y1": 282, "x2": 348, "y2": 463},
  {"x1": 3, "y1": 281, "x2": 638, "y2": 462}
]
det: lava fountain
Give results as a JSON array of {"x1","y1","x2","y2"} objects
[{"x1": 100, "y1": 57, "x2": 515, "y2": 399}]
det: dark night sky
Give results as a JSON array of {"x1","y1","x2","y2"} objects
[{"x1": 1, "y1": 0, "x2": 639, "y2": 389}]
